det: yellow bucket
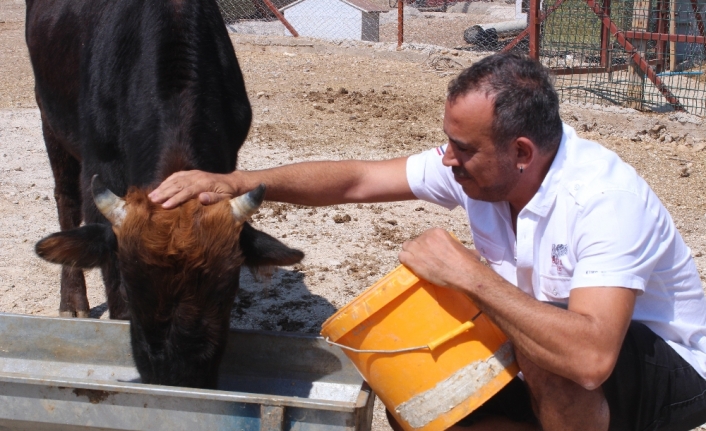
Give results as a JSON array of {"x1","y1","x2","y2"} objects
[{"x1": 321, "y1": 264, "x2": 519, "y2": 431}]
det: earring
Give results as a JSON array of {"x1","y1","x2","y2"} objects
[{"x1": 519, "y1": 165, "x2": 524, "y2": 174}]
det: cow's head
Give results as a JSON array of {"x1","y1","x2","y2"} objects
[{"x1": 36, "y1": 176, "x2": 303, "y2": 388}]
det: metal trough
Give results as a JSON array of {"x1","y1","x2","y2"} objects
[{"x1": 0, "y1": 313, "x2": 374, "y2": 431}]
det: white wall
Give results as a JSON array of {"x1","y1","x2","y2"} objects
[{"x1": 284, "y1": 0, "x2": 363, "y2": 40}]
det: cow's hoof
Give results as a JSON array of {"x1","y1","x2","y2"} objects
[{"x1": 59, "y1": 310, "x2": 90, "y2": 318}]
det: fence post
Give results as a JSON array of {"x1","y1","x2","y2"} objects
[
  {"x1": 261, "y1": 0, "x2": 299, "y2": 37},
  {"x1": 398, "y1": 0, "x2": 404, "y2": 48},
  {"x1": 655, "y1": 0, "x2": 669, "y2": 72},
  {"x1": 670, "y1": 0, "x2": 677, "y2": 71},
  {"x1": 528, "y1": 0, "x2": 541, "y2": 59},
  {"x1": 626, "y1": 0, "x2": 651, "y2": 110},
  {"x1": 599, "y1": 0, "x2": 612, "y2": 71}
]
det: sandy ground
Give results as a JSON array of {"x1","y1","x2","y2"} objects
[{"x1": 3, "y1": 0, "x2": 706, "y2": 429}]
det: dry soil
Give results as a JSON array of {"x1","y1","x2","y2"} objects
[{"x1": 2, "y1": 0, "x2": 706, "y2": 429}]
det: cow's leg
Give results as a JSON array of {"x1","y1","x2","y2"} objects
[{"x1": 40, "y1": 116, "x2": 90, "y2": 318}]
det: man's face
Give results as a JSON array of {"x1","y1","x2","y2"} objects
[{"x1": 442, "y1": 91, "x2": 518, "y2": 202}]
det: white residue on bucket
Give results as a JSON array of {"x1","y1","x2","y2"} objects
[{"x1": 395, "y1": 342, "x2": 515, "y2": 429}]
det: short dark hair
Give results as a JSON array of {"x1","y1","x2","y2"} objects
[{"x1": 447, "y1": 52, "x2": 563, "y2": 154}]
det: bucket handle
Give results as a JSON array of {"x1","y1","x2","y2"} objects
[{"x1": 324, "y1": 311, "x2": 483, "y2": 354}]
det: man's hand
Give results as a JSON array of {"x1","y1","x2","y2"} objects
[
  {"x1": 149, "y1": 170, "x2": 240, "y2": 209},
  {"x1": 399, "y1": 228, "x2": 491, "y2": 291}
]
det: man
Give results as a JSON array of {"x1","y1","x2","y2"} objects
[{"x1": 149, "y1": 53, "x2": 706, "y2": 430}]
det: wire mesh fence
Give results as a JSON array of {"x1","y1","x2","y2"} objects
[
  {"x1": 543, "y1": 0, "x2": 706, "y2": 115},
  {"x1": 216, "y1": 0, "x2": 706, "y2": 115}
]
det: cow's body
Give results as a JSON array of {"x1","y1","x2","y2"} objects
[{"x1": 27, "y1": 0, "x2": 303, "y2": 388}]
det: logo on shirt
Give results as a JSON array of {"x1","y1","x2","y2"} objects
[
  {"x1": 435, "y1": 146, "x2": 446, "y2": 156},
  {"x1": 552, "y1": 244, "x2": 568, "y2": 274}
]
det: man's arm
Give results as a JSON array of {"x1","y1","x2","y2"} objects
[
  {"x1": 149, "y1": 157, "x2": 415, "y2": 208},
  {"x1": 399, "y1": 229, "x2": 637, "y2": 390}
]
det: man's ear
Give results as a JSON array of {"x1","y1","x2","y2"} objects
[
  {"x1": 35, "y1": 224, "x2": 117, "y2": 268},
  {"x1": 514, "y1": 137, "x2": 536, "y2": 167},
  {"x1": 239, "y1": 222, "x2": 304, "y2": 267}
]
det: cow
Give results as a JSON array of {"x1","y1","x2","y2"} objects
[{"x1": 26, "y1": 0, "x2": 303, "y2": 388}]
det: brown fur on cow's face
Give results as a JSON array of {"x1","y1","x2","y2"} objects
[
  {"x1": 115, "y1": 188, "x2": 249, "y2": 345},
  {"x1": 117, "y1": 188, "x2": 246, "y2": 272}
]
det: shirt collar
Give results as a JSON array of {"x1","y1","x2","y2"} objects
[{"x1": 522, "y1": 123, "x2": 571, "y2": 217}]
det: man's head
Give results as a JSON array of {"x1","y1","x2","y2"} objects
[
  {"x1": 442, "y1": 53, "x2": 563, "y2": 206},
  {"x1": 447, "y1": 52, "x2": 563, "y2": 154}
]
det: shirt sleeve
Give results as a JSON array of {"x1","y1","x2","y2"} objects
[
  {"x1": 571, "y1": 190, "x2": 668, "y2": 292},
  {"x1": 406, "y1": 145, "x2": 463, "y2": 210}
]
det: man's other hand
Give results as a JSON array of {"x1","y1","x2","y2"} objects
[
  {"x1": 149, "y1": 170, "x2": 238, "y2": 209},
  {"x1": 399, "y1": 228, "x2": 487, "y2": 291}
]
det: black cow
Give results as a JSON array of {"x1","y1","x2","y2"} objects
[{"x1": 27, "y1": 0, "x2": 303, "y2": 388}]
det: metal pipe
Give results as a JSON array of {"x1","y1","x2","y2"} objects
[
  {"x1": 656, "y1": 71, "x2": 704, "y2": 76},
  {"x1": 670, "y1": 0, "x2": 677, "y2": 70},
  {"x1": 261, "y1": 0, "x2": 299, "y2": 37},
  {"x1": 623, "y1": 30, "x2": 706, "y2": 44},
  {"x1": 398, "y1": 0, "x2": 403, "y2": 48},
  {"x1": 690, "y1": 0, "x2": 705, "y2": 41},
  {"x1": 599, "y1": 0, "x2": 612, "y2": 69},
  {"x1": 529, "y1": 0, "x2": 540, "y2": 59},
  {"x1": 502, "y1": 0, "x2": 569, "y2": 53},
  {"x1": 655, "y1": 0, "x2": 669, "y2": 72}
]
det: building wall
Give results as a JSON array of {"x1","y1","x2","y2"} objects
[
  {"x1": 284, "y1": 0, "x2": 363, "y2": 40},
  {"x1": 361, "y1": 12, "x2": 380, "y2": 42}
]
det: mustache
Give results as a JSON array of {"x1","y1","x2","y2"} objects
[{"x1": 452, "y1": 166, "x2": 470, "y2": 178}]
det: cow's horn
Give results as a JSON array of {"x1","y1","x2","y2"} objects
[
  {"x1": 230, "y1": 184, "x2": 266, "y2": 222},
  {"x1": 92, "y1": 175, "x2": 127, "y2": 226}
]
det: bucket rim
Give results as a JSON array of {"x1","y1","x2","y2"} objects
[{"x1": 320, "y1": 264, "x2": 421, "y2": 342}]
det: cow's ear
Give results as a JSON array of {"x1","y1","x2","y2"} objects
[
  {"x1": 35, "y1": 224, "x2": 116, "y2": 268},
  {"x1": 239, "y1": 223, "x2": 304, "y2": 267}
]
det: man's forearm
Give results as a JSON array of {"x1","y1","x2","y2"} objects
[
  {"x1": 150, "y1": 156, "x2": 414, "y2": 208},
  {"x1": 460, "y1": 268, "x2": 634, "y2": 389},
  {"x1": 232, "y1": 158, "x2": 415, "y2": 206}
]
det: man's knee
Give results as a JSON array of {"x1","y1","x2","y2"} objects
[{"x1": 515, "y1": 350, "x2": 605, "y2": 412}]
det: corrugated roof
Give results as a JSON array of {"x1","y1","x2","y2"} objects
[
  {"x1": 344, "y1": 0, "x2": 389, "y2": 12},
  {"x1": 281, "y1": 0, "x2": 388, "y2": 13}
]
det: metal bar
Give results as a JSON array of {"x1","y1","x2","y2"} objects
[
  {"x1": 261, "y1": 0, "x2": 299, "y2": 37},
  {"x1": 670, "y1": 0, "x2": 677, "y2": 70},
  {"x1": 398, "y1": 0, "x2": 404, "y2": 48},
  {"x1": 655, "y1": 0, "x2": 669, "y2": 72},
  {"x1": 501, "y1": 0, "x2": 569, "y2": 53},
  {"x1": 600, "y1": 0, "x2": 612, "y2": 69},
  {"x1": 553, "y1": 67, "x2": 615, "y2": 75},
  {"x1": 690, "y1": 0, "x2": 706, "y2": 41},
  {"x1": 583, "y1": 0, "x2": 685, "y2": 110},
  {"x1": 261, "y1": 405, "x2": 285, "y2": 431},
  {"x1": 528, "y1": 0, "x2": 541, "y2": 59},
  {"x1": 623, "y1": 30, "x2": 706, "y2": 43},
  {"x1": 552, "y1": 59, "x2": 661, "y2": 75},
  {"x1": 627, "y1": 0, "x2": 651, "y2": 110}
]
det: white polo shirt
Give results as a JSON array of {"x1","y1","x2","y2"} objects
[{"x1": 407, "y1": 124, "x2": 706, "y2": 379}]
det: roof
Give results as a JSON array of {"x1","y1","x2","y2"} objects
[{"x1": 280, "y1": 0, "x2": 388, "y2": 13}]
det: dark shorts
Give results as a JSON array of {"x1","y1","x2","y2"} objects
[{"x1": 456, "y1": 322, "x2": 706, "y2": 431}]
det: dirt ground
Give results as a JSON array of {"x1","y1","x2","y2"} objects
[{"x1": 2, "y1": 0, "x2": 706, "y2": 429}]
